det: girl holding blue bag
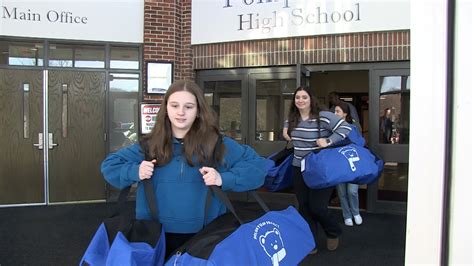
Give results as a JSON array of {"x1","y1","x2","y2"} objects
[
  {"x1": 334, "y1": 101, "x2": 364, "y2": 226},
  {"x1": 101, "y1": 80, "x2": 267, "y2": 259},
  {"x1": 283, "y1": 86, "x2": 351, "y2": 252}
]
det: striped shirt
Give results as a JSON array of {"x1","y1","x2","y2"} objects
[{"x1": 284, "y1": 111, "x2": 352, "y2": 167}]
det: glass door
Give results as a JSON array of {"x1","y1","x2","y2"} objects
[
  {"x1": 197, "y1": 68, "x2": 298, "y2": 156},
  {"x1": 201, "y1": 75, "x2": 248, "y2": 144},
  {"x1": 249, "y1": 73, "x2": 297, "y2": 156},
  {"x1": 368, "y1": 68, "x2": 410, "y2": 213},
  {"x1": 0, "y1": 69, "x2": 45, "y2": 205}
]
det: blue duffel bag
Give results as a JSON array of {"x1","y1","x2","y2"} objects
[
  {"x1": 264, "y1": 147, "x2": 294, "y2": 192},
  {"x1": 301, "y1": 143, "x2": 384, "y2": 189},
  {"x1": 165, "y1": 187, "x2": 315, "y2": 266},
  {"x1": 80, "y1": 180, "x2": 166, "y2": 266}
]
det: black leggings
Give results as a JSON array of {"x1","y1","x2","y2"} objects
[{"x1": 293, "y1": 166, "x2": 342, "y2": 239}]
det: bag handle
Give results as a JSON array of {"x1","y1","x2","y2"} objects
[
  {"x1": 206, "y1": 134, "x2": 269, "y2": 225},
  {"x1": 209, "y1": 186, "x2": 270, "y2": 225}
]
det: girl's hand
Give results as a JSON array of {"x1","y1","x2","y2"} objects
[
  {"x1": 199, "y1": 166, "x2": 223, "y2": 186},
  {"x1": 316, "y1": 138, "x2": 330, "y2": 148},
  {"x1": 139, "y1": 159, "x2": 156, "y2": 180}
]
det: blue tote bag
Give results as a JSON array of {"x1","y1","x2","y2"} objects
[
  {"x1": 80, "y1": 180, "x2": 166, "y2": 266},
  {"x1": 301, "y1": 143, "x2": 384, "y2": 189},
  {"x1": 166, "y1": 187, "x2": 315, "y2": 266},
  {"x1": 264, "y1": 147, "x2": 294, "y2": 192}
]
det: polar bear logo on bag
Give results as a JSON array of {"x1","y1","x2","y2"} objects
[
  {"x1": 259, "y1": 228, "x2": 287, "y2": 266},
  {"x1": 339, "y1": 146, "x2": 360, "y2": 172}
]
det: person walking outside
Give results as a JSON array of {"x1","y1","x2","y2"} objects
[{"x1": 283, "y1": 86, "x2": 351, "y2": 252}]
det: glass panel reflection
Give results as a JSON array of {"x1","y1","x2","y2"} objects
[
  {"x1": 379, "y1": 76, "x2": 410, "y2": 144},
  {"x1": 75, "y1": 46, "x2": 105, "y2": 68},
  {"x1": 49, "y1": 44, "x2": 73, "y2": 67},
  {"x1": 204, "y1": 81, "x2": 242, "y2": 140},
  {"x1": 377, "y1": 162, "x2": 408, "y2": 202},
  {"x1": 256, "y1": 79, "x2": 295, "y2": 141},
  {"x1": 110, "y1": 46, "x2": 139, "y2": 69},
  {"x1": 0, "y1": 41, "x2": 44, "y2": 66},
  {"x1": 109, "y1": 73, "x2": 139, "y2": 151}
]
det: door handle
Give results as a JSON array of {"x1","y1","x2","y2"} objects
[
  {"x1": 48, "y1": 133, "x2": 58, "y2": 149},
  {"x1": 33, "y1": 133, "x2": 43, "y2": 150}
]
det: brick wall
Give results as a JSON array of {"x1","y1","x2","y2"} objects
[
  {"x1": 193, "y1": 31, "x2": 410, "y2": 69},
  {"x1": 143, "y1": 0, "x2": 193, "y2": 100},
  {"x1": 143, "y1": 1, "x2": 410, "y2": 100}
]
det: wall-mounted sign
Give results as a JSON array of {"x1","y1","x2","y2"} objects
[
  {"x1": 140, "y1": 103, "x2": 161, "y2": 134},
  {"x1": 191, "y1": 0, "x2": 410, "y2": 44},
  {"x1": 146, "y1": 61, "x2": 173, "y2": 94},
  {"x1": 0, "y1": 0, "x2": 144, "y2": 43}
]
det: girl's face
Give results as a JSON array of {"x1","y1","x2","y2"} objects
[
  {"x1": 294, "y1": 90, "x2": 311, "y2": 112},
  {"x1": 166, "y1": 91, "x2": 198, "y2": 138},
  {"x1": 334, "y1": 106, "x2": 347, "y2": 119}
]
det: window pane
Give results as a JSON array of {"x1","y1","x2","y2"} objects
[
  {"x1": 380, "y1": 76, "x2": 402, "y2": 93},
  {"x1": 379, "y1": 76, "x2": 410, "y2": 144},
  {"x1": 110, "y1": 46, "x2": 139, "y2": 69},
  {"x1": 377, "y1": 162, "x2": 408, "y2": 202},
  {"x1": 204, "y1": 81, "x2": 242, "y2": 140},
  {"x1": 75, "y1": 46, "x2": 105, "y2": 68},
  {"x1": 109, "y1": 73, "x2": 139, "y2": 151},
  {"x1": 256, "y1": 79, "x2": 295, "y2": 141},
  {"x1": 49, "y1": 44, "x2": 73, "y2": 67},
  {"x1": 0, "y1": 41, "x2": 44, "y2": 66}
]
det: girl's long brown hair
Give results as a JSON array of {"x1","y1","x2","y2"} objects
[
  {"x1": 287, "y1": 86, "x2": 324, "y2": 135},
  {"x1": 142, "y1": 80, "x2": 224, "y2": 167}
]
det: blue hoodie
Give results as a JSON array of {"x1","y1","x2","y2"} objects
[{"x1": 101, "y1": 136, "x2": 266, "y2": 233}]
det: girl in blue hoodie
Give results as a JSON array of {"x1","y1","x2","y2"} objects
[{"x1": 101, "y1": 80, "x2": 266, "y2": 257}]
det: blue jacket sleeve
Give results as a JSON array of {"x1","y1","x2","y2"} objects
[
  {"x1": 100, "y1": 143, "x2": 144, "y2": 189},
  {"x1": 219, "y1": 137, "x2": 267, "y2": 192}
]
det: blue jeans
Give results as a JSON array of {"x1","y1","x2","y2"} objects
[{"x1": 336, "y1": 183, "x2": 360, "y2": 220}]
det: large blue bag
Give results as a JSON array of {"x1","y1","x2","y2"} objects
[
  {"x1": 166, "y1": 188, "x2": 315, "y2": 266},
  {"x1": 80, "y1": 181, "x2": 166, "y2": 266},
  {"x1": 301, "y1": 143, "x2": 384, "y2": 189},
  {"x1": 264, "y1": 147, "x2": 294, "y2": 192}
]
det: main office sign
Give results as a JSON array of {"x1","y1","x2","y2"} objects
[
  {"x1": 192, "y1": 0, "x2": 410, "y2": 44},
  {"x1": 0, "y1": 0, "x2": 144, "y2": 43}
]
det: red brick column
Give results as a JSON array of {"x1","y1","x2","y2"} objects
[{"x1": 143, "y1": 0, "x2": 193, "y2": 100}]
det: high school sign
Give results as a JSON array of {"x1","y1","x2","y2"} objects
[{"x1": 192, "y1": 0, "x2": 410, "y2": 44}]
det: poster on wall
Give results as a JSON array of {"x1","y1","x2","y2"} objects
[
  {"x1": 140, "y1": 103, "x2": 161, "y2": 134},
  {"x1": 146, "y1": 61, "x2": 173, "y2": 94}
]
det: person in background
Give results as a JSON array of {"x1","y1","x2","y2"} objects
[
  {"x1": 380, "y1": 107, "x2": 393, "y2": 144},
  {"x1": 283, "y1": 86, "x2": 352, "y2": 252},
  {"x1": 334, "y1": 101, "x2": 363, "y2": 226},
  {"x1": 101, "y1": 80, "x2": 267, "y2": 258},
  {"x1": 328, "y1": 91, "x2": 360, "y2": 124}
]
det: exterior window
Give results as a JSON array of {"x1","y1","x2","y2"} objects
[
  {"x1": 204, "y1": 81, "x2": 242, "y2": 141},
  {"x1": 49, "y1": 44, "x2": 105, "y2": 68},
  {"x1": 0, "y1": 41, "x2": 44, "y2": 66},
  {"x1": 256, "y1": 79, "x2": 295, "y2": 141},
  {"x1": 109, "y1": 73, "x2": 140, "y2": 151},
  {"x1": 49, "y1": 44, "x2": 73, "y2": 67},
  {"x1": 379, "y1": 76, "x2": 410, "y2": 144},
  {"x1": 110, "y1": 46, "x2": 139, "y2": 69},
  {"x1": 75, "y1": 46, "x2": 105, "y2": 68}
]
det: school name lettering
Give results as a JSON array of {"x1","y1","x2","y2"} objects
[
  {"x1": 223, "y1": 0, "x2": 361, "y2": 34},
  {"x1": 2, "y1": 6, "x2": 88, "y2": 24}
]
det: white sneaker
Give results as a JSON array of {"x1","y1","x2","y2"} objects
[
  {"x1": 354, "y1": 215, "x2": 363, "y2": 225},
  {"x1": 344, "y1": 218, "x2": 353, "y2": 226}
]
